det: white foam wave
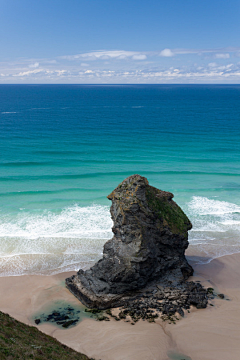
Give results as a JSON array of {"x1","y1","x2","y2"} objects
[
  {"x1": 220, "y1": 220, "x2": 240, "y2": 226},
  {"x1": 0, "y1": 204, "x2": 113, "y2": 276},
  {"x1": 1, "y1": 197, "x2": 240, "y2": 275},
  {"x1": 187, "y1": 196, "x2": 240, "y2": 262},
  {"x1": 1, "y1": 112, "x2": 18, "y2": 114},
  {"x1": 188, "y1": 196, "x2": 240, "y2": 215},
  {"x1": 0, "y1": 204, "x2": 112, "y2": 239},
  {"x1": 0, "y1": 252, "x2": 98, "y2": 276}
]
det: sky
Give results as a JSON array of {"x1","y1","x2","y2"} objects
[{"x1": 1, "y1": 0, "x2": 240, "y2": 84}]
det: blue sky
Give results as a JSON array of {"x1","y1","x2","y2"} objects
[{"x1": 1, "y1": 0, "x2": 240, "y2": 83}]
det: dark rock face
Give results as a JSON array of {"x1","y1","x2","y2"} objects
[{"x1": 66, "y1": 174, "x2": 194, "y2": 309}]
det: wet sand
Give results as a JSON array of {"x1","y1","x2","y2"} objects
[{"x1": 0, "y1": 253, "x2": 240, "y2": 360}]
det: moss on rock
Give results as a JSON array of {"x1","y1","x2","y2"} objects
[{"x1": 145, "y1": 185, "x2": 192, "y2": 235}]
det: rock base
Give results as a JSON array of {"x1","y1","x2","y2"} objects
[{"x1": 66, "y1": 274, "x2": 208, "y2": 315}]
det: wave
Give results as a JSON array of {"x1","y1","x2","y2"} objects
[
  {"x1": 1, "y1": 111, "x2": 18, "y2": 114},
  {"x1": 188, "y1": 196, "x2": 240, "y2": 216},
  {"x1": 0, "y1": 161, "x2": 59, "y2": 167},
  {"x1": 0, "y1": 159, "x2": 159, "y2": 167},
  {"x1": 0, "y1": 253, "x2": 99, "y2": 276},
  {"x1": 1, "y1": 171, "x2": 240, "y2": 182},
  {"x1": 186, "y1": 196, "x2": 240, "y2": 262},
  {"x1": 1, "y1": 197, "x2": 240, "y2": 275},
  {"x1": 0, "y1": 204, "x2": 112, "y2": 239},
  {"x1": 28, "y1": 108, "x2": 50, "y2": 110},
  {"x1": 0, "y1": 188, "x2": 100, "y2": 197},
  {"x1": 0, "y1": 204, "x2": 112, "y2": 276}
]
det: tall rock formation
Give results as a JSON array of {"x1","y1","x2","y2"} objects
[{"x1": 66, "y1": 175, "x2": 193, "y2": 309}]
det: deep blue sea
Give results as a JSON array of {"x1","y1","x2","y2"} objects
[{"x1": 1, "y1": 84, "x2": 240, "y2": 275}]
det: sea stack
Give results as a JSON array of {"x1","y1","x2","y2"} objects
[{"x1": 66, "y1": 175, "x2": 193, "y2": 309}]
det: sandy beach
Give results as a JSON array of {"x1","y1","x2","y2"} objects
[{"x1": 0, "y1": 253, "x2": 240, "y2": 360}]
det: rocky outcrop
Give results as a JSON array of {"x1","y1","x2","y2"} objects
[{"x1": 66, "y1": 175, "x2": 196, "y2": 309}]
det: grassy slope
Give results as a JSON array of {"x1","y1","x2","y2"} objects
[{"x1": 0, "y1": 311, "x2": 93, "y2": 360}]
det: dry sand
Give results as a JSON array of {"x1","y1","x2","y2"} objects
[{"x1": 0, "y1": 253, "x2": 240, "y2": 360}]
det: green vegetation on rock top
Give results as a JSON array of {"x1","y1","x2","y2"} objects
[
  {"x1": 145, "y1": 185, "x2": 191, "y2": 234},
  {"x1": 0, "y1": 311, "x2": 93, "y2": 360}
]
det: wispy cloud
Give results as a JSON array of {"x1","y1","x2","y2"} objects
[
  {"x1": 13, "y1": 69, "x2": 43, "y2": 77},
  {"x1": 161, "y1": 47, "x2": 239, "y2": 57},
  {"x1": 1, "y1": 47, "x2": 240, "y2": 84},
  {"x1": 132, "y1": 54, "x2": 147, "y2": 60},
  {"x1": 13, "y1": 69, "x2": 66, "y2": 77},
  {"x1": 62, "y1": 50, "x2": 147, "y2": 61},
  {"x1": 215, "y1": 53, "x2": 230, "y2": 59},
  {"x1": 6, "y1": 63, "x2": 240, "y2": 83},
  {"x1": 60, "y1": 48, "x2": 240, "y2": 62}
]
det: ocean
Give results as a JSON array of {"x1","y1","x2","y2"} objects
[{"x1": 0, "y1": 84, "x2": 240, "y2": 276}]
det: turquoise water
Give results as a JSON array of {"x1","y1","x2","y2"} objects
[{"x1": 1, "y1": 84, "x2": 240, "y2": 275}]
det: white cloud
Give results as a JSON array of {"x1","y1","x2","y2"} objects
[
  {"x1": 217, "y1": 65, "x2": 230, "y2": 71},
  {"x1": 29, "y1": 62, "x2": 39, "y2": 68},
  {"x1": 3, "y1": 64, "x2": 240, "y2": 83},
  {"x1": 215, "y1": 53, "x2": 230, "y2": 59},
  {"x1": 56, "y1": 70, "x2": 66, "y2": 76},
  {"x1": 13, "y1": 69, "x2": 43, "y2": 76},
  {"x1": 208, "y1": 62, "x2": 217, "y2": 68},
  {"x1": 13, "y1": 68, "x2": 66, "y2": 77},
  {"x1": 132, "y1": 54, "x2": 147, "y2": 60},
  {"x1": 159, "y1": 49, "x2": 174, "y2": 57},
  {"x1": 55, "y1": 47, "x2": 240, "y2": 65},
  {"x1": 62, "y1": 50, "x2": 147, "y2": 61},
  {"x1": 44, "y1": 60, "x2": 57, "y2": 64},
  {"x1": 167, "y1": 48, "x2": 238, "y2": 57},
  {"x1": 1, "y1": 48, "x2": 240, "y2": 84}
]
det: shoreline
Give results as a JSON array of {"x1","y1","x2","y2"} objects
[
  {"x1": 0, "y1": 253, "x2": 240, "y2": 360},
  {"x1": 0, "y1": 248, "x2": 238, "y2": 279}
]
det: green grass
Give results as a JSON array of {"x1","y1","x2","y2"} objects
[{"x1": 0, "y1": 311, "x2": 93, "y2": 360}]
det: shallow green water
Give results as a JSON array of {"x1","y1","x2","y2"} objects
[
  {"x1": 33, "y1": 299, "x2": 95, "y2": 329},
  {"x1": 167, "y1": 351, "x2": 192, "y2": 360}
]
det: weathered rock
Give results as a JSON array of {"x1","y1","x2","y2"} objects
[{"x1": 66, "y1": 174, "x2": 193, "y2": 309}]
